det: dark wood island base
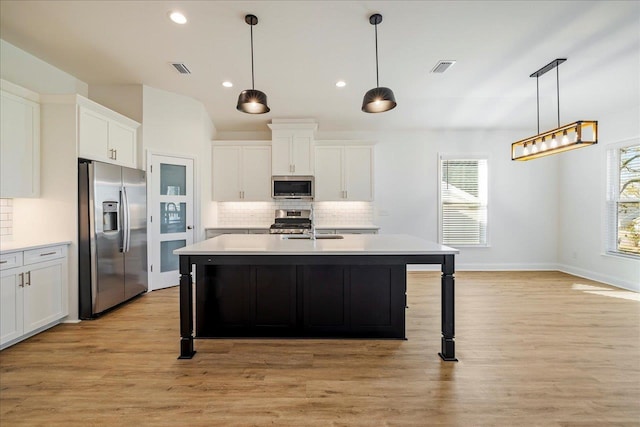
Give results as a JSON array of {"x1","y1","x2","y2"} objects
[{"x1": 177, "y1": 252, "x2": 457, "y2": 361}]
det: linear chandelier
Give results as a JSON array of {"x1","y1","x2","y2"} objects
[{"x1": 511, "y1": 58, "x2": 597, "y2": 161}]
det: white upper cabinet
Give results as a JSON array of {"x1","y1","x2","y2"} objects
[
  {"x1": 0, "y1": 80, "x2": 40, "y2": 198},
  {"x1": 315, "y1": 143, "x2": 374, "y2": 201},
  {"x1": 212, "y1": 142, "x2": 271, "y2": 201},
  {"x1": 78, "y1": 100, "x2": 138, "y2": 168},
  {"x1": 344, "y1": 146, "x2": 374, "y2": 201},
  {"x1": 314, "y1": 146, "x2": 343, "y2": 200},
  {"x1": 268, "y1": 120, "x2": 317, "y2": 175}
]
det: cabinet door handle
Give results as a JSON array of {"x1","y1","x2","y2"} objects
[
  {"x1": 40, "y1": 251, "x2": 57, "y2": 257},
  {"x1": 25, "y1": 271, "x2": 31, "y2": 287},
  {"x1": 0, "y1": 260, "x2": 7, "y2": 264},
  {"x1": 18, "y1": 273, "x2": 24, "y2": 288},
  {"x1": 113, "y1": 149, "x2": 117, "y2": 160}
]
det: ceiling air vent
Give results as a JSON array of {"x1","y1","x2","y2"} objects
[
  {"x1": 431, "y1": 60, "x2": 456, "y2": 74},
  {"x1": 171, "y1": 63, "x2": 191, "y2": 74}
]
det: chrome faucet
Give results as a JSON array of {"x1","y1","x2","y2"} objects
[{"x1": 309, "y1": 202, "x2": 316, "y2": 240}]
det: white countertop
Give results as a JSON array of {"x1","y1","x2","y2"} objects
[
  {"x1": 315, "y1": 224, "x2": 380, "y2": 230},
  {"x1": 205, "y1": 225, "x2": 272, "y2": 230},
  {"x1": 175, "y1": 234, "x2": 458, "y2": 256},
  {"x1": 206, "y1": 224, "x2": 379, "y2": 230},
  {"x1": 0, "y1": 240, "x2": 72, "y2": 254}
]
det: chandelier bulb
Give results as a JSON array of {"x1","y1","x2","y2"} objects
[
  {"x1": 532, "y1": 142, "x2": 538, "y2": 154},
  {"x1": 562, "y1": 130, "x2": 569, "y2": 145},
  {"x1": 540, "y1": 136, "x2": 547, "y2": 151},
  {"x1": 550, "y1": 134, "x2": 557, "y2": 149},
  {"x1": 523, "y1": 143, "x2": 529, "y2": 156}
]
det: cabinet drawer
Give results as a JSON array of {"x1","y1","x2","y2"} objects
[
  {"x1": 0, "y1": 252, "x2": 23, "y2": 270},
  {"x1": 339, "y1": 229, "x2": 378, "y2": 234},
  {"x1": 23, "y1": 246, "x2": 65, "y2": 265},
  {"x1": 248, "y1": 229, "x2": 269, "y2": 234}
]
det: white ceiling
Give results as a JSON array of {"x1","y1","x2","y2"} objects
[{"x1": 1, "y1": 1, "x2": 638, "y2": 133}]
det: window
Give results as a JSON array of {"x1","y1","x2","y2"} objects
[
  {"x1": 439, "y1": 156, "x2": 488, "y2": 246},
  {"x1": 607, "y1": 142, "x2": 640, "y2": 257}
]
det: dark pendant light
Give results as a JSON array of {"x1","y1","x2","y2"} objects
[
  {"x1": 362, "y1": 13, "x2": 397, "y2": 113},
  {"x1": 237, "y1": 14, "x2": 270, "y2": 114}
]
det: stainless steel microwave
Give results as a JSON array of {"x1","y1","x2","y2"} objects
[{"x1": 272, "y1": 176, "x2": 314, "y2": 199}]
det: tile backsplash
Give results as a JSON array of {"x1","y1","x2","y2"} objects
[
  {"x1": 216, "y1": 200, "x2": 374, "y2": 226},
  {"x1": 0, "y1": 199, "x2": 13, "y2": 237}
]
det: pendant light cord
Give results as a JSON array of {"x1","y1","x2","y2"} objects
[
  {"x1": 374, "y1": 22, "x2": 379, "y2": 88},
  {"x1": 250, "y1": 23, "x2": 255, "y2": 90},
  {"x1": 536, "y1": 76, "x2": 540, "y2": 134},
  {"x1": 556, "y1": 63, "x2": 560, "y2": 127}
]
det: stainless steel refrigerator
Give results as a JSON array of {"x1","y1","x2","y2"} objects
[{"x1": 78, "y1": 160, "x2": 147, "y2": 318}]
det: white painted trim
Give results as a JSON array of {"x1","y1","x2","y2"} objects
[
  {"x1": 146, "y1": 150, "x2": 196, "y2": 291},
  {"x1": 406, "y1": 263, "x2": 636, "y2": 292},
  {"x1": 0, "y1": 79, "x2": 40, "y2": 102},
  {"x1": 212, "y1": 140, "x2": 271, "y2": 146},
  {"x1": 557, "y1": 263, "x2": 639, "y2": 292},
  {"x1": 40, "y1": 93, "x2": 139, "y2": 127},
  {"x1": 314, "y1": 140, "x2": 377, "y2": 146},
  {"x1": 0, "y1": 318, "x2": 64, "y2": 350},
  {"x1": 407, "y1": 263, "x2": 559, "y2": 272}
]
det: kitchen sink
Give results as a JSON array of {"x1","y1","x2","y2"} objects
[{"x1": 281, "y1": 234, "x2": 344, "y2": 240}]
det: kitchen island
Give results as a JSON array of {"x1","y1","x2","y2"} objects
[{"x1": 174, "y1": 234, "x2": 459, "y2": 361}]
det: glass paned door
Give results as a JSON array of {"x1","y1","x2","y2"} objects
[{"x1": 149, "y1": 154, "x2": 194, "y2": 290}]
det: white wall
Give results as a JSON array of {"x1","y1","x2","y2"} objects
[
  {"x1": 216, "y1": 128, "x2": 560, "y2": 271},
  {"x1": 1, "y1": 39, "x2": 88, "y2": 321},
  {"x1": 141, "y1": 86, "x2": 216, "y2": 242},
  {"x1": 558, "y1": 105, "x2": 640, "y2": 291},
  {"x1": 0, "y1": 40, "x2": 88, "y2": 96}
]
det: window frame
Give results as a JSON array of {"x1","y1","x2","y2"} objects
[
  {"x1": 605, "y1": 138, "x2": 640, "y2": 259},
  {"x1": 437, "y1": 153, "x2": 490, "y2": 247}
]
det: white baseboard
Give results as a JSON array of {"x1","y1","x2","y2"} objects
[
  {"x1": 557, "y1": 263, "x2": 639, "y2": 292},
  {"x1": 407, "y1": 263, "x2": 637, "y2": 292},
  {"x1": 407, "y1": 263, "x2": 558, "y2": 272}
]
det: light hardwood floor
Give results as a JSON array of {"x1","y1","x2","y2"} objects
[{"x1": 1, "y1": 271, "x2": 639, "y2": 426}]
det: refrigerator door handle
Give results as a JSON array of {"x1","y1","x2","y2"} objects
[
  {"x1": 119, "y1": 189, "x2": 125, "y2": 252},
  {"x1": 123, "y1": 186, "x2": 131, "y2": 252}
]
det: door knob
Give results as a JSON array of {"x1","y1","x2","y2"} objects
[{"x1": 187, "y1": 226, "x2": 193, "y2": 230}]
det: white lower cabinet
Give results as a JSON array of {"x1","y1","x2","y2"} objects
[
  {"x1": 316, "y1": 228, "x2": 379, "y2": 235},
  {"x1": 206, "y1": 228, "x2": 269, "y2": 239},
  {"x1": 0, "y1": 244, "x2": 68, "y2": 350}
]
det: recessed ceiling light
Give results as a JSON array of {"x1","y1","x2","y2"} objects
[
  {"x1": 169, "y1": 11, "x2": 187, "y2": 25},
  {"x1": 222, "y1": 81, "x2": 233, "y2": 88},
  {"x1": 336, "y1": 81, "x2": 346, "y2": 88}
]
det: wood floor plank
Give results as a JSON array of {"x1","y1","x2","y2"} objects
[{"x1": 1, "y1": 271, "x2": 638, "y2": 425}]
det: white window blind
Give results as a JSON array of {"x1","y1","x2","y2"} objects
[
  {"x1": 606, "y1": 142, "x2": 640, "y2": 257},
  {"x1": 439, "y1": 157, "x2": 488, "y2": 246}
]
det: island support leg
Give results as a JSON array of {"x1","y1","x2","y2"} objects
[
  {"x1": 178, "y1": 255, "x2": 196, "y2": 359},
  {"x1": 439, "y1": 254, "x2": 458, "y2": 361}
]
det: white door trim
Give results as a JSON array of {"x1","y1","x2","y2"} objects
[{"x1": 146, "y1": 150, "x2": 196, "y2": 291}]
